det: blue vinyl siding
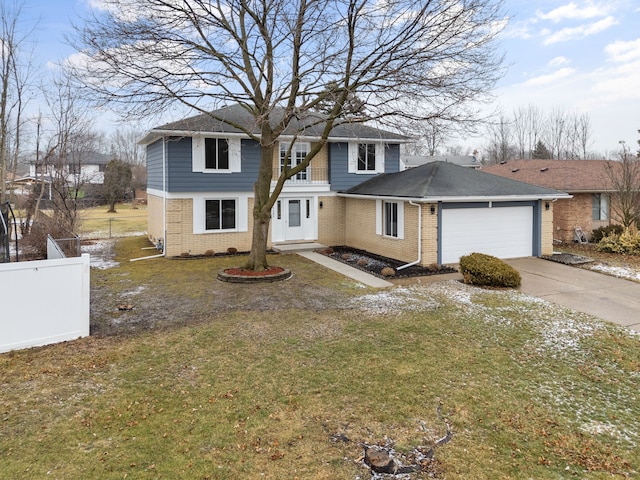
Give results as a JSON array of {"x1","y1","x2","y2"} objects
[
  {"x1": 146, "y1": 140, "x2": 164, "y2": 191},
  {"x1": 329, "y1": 142, "x2": 400, "y2": 191},
  {"x1": 163, "y1": 137, "x2": 260, "y2": 193}
]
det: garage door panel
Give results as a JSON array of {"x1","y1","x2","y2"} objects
[{"x1": 441, "y1": 206, "x2": 533, "y2": 264}]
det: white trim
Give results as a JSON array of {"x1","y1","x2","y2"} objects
[
  {"x1": 192, "y1": 135, "x2": 241, "y2": 173},
  {"x1": 375, "y1": 200, "x2": 404, "y2": 239},
  {"x1": 348, "y1": 142, "x2": 385, "y2": 174}
]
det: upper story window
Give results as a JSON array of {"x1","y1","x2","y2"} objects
[
  {"x1": 358, "y1": 144, "x2": 376, "y2": 171},
  {"x1": 279, "y1": 142, "x2": 310, "y2": 180},
  {"x1": 592, "y1": 193, "x2": 609, "y2": 221},
  {"x1": 348, "y1": 142, "x2": 385, "y2": 174},
  {"x1": 205, "y1": 138, "x2": 229, "y2": 170},
  {"x1": 192, "y1": 136, "x2": 241, "y2": 173}
]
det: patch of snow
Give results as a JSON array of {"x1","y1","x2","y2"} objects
[
  {"x1": 580, "y1": 420, "x2": 633, "y2": 442},
  {"x1": 122, "y1": 285, "x2": 146, "y2": 297},
  {"x1": 535, "y1": 316, "x2": 602, "y2": 358},
  {"x1": 590, "y1": 264, "x2": 640, "y2": 282},
  {"x1": 81, "y1": 239, "x2": 120, "y2": 270},
  {"x1": 349, "y1": 286, "x2": 439, "y2": 314}
]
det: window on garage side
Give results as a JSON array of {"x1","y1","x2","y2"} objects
[
  {"x1": 592, "y1": 193, "x2": 609, "y2": 220},
  {"x1": 205, "y1": 138, "x2": 229, "y2": 170},
  {"x1": 384, "y1": 201, "x2": 399, "y2": 237},
  {"x1": 205, "y1": 199, "x2": 236, "y2": 230}
]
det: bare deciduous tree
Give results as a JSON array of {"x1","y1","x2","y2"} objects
[
  {"x1": 0, "y1": 1, "x2": 36, "y2": 261},
  {"x1": 70, "y1": 0, "x2": 506, "y2": 270},
  {"x1": 605, "y1": 141, "x2": 640, "y2": 229},
  {"x1": 484, "y1": 115, "x2": 515, "y2": 164}
]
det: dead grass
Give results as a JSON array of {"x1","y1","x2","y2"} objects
[
  {"x1": 2, "y1": 237, "x2": 639, "y2": 479},
  {"x1": 78, "y1": 203, "x2": 147, "y2": 238}
]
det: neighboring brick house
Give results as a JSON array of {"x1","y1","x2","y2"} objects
[
  {"x1": 481, "y1": 159, "x2": 620, "y2": 242},
  {"x1": 141, "y1": 105, "x2": 569, "y2": 265}
]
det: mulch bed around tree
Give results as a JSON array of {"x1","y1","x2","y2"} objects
[{"x1": 318, "y1": 246, "x2": 457, "y2": 279}]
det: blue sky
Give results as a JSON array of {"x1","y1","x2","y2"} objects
[{"x1": 19, "y1": 0, "x2": 640, "y2": 155}]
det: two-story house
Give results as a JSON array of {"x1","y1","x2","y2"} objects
[
  {"x1": 29, "y1": 151, "x2": 110, "y2": 186},
  {"x1": 141, "y1": 105, "x2": 569, "y2": 265}
]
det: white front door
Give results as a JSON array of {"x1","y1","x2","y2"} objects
[{"x1": 272, "y1": 197, "x2": 316, "y2": 242}]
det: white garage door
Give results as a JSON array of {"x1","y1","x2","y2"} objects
[{"x1": 441, "y1": 206, "x2": 533, "y2": 264}]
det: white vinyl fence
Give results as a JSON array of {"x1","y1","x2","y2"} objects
[{"x1": 0, "y1": 254, "x2": 90, "y2": 354}]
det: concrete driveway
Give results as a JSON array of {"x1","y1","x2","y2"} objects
[{"x1": 506, "y1": 258, "x2": 640, "y2": 332}]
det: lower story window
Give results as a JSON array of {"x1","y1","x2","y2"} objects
[
  {"x1": 384, "y1": 201, "x2": 398, "y2": 237},
  {"x1": 205, "y1": 199, "x2": 236, "y2": 230},
  {"x1": 592, "y1": 194, "x2": 609, "y2": 221}
]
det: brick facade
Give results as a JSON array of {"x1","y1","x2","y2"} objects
[{"x1": 552, "y1": 193, "x2": 612, "y2": 243}]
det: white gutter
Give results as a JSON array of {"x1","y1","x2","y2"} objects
[
  {"x1": 397, "y1": 201, "x2": 422, "y2": 271},
  {"x1": 337, "y1": 193, "x2": 572, "y2": 202}
]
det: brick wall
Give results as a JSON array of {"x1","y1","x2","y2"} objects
[
  {"x1": 317, "y1": 195, "x2": 346, "y2": 246},
  {"x1": 344, "y1": 198, "x2": 420, "y2": 264},
  {"x1": 147, "y1": 194, "x2": 165, "y2": 245},
  {"x1": 552, "y1": 194, "x2": 607, "y2": 242},
  {"x1": 541, "y1": 201, "x2": 554, "y2": 255},
  {"x1": 163, "y1": 198, "x2": 257, "y2": 257}
]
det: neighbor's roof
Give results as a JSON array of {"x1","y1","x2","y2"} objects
[
  {"x1": 341, "y1": 161, "x2": 570, "y2": 201},
  {"x1": 480, "y1": 159, "x2": 620, "y2": 192},
  {"x1": 402, "y1": 155, "x2": 480, "y2": 168},
  {"x1": 140, "y1": 104, "x2": 410, "y2": 144}
]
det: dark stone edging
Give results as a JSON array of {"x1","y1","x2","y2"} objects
[{"x1": 217, "y1": 268, "x2": 292, "y2": 283}]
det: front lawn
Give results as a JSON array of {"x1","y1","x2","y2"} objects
[{"x1": 1, "y1": 237, "x2": 638, "y2": 479}]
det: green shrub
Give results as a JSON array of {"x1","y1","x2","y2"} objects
[
  {"x1": 591, "y1": 224, "x2": 624, "y2": 243},
  {"x1": 597, "y1": 229, "x2": 640, "y2": 255},
  {"x1": 459, "y1": 252, "x2": 521, "y2": 288}
]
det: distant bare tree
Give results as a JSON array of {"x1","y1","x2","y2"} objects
[
  {"x1": 44, "y1": 71, "x2": 99, "y2": 234},
  {"x1": 71, "y1": 0, "x2": 506, "y2": 270},
  {"x1": 512, "y1": 105, "x2": 543, "y2": 159},
  {"x1": 484, "y1": 115, "x2": 515, "y2": 164},
  {"x1": 0, "y1": 2, "x2": 36, "y2": 261},
  {"x1": 573, "y1": 113, "x2": 593, "y2": 160},
  {"x1": 109, "y1": 127, "x2": 146, "y2": 196},
  {"x1": 402, "y1": 118, "x2": 454, "y2": 156},
  {"x1": 605, "y1": 141, "x2": 640, "y2": 228}
]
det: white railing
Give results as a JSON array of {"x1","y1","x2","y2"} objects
[
  {"x1": 272, "y1": 167, "x2": 328, "y2": 185},
  {"x1": 0, "y1": 254, "x2": 90, "y2": 353}
]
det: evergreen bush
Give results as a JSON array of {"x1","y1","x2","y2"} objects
[
  {"x1": 597, "y1": 229, "x2": 640, "y2": 255},
  {"x1": 459, "y1": 252, "x2": 521, "y2": 288},
  {"x1": 591, "y1": 225, "x2": 624, "y2": 243}
]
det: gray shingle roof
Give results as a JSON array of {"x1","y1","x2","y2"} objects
[
  {"x1": 142, "y1": 104, "x2": 409, "y2": 143},
  {"x1": 343, "y1": 161, "x2": 569, "y2": 200}
]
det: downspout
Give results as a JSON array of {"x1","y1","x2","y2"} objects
[
  {"x1": 161, "y1": 136, "x2": 167, "y2": 256},
  {"x1": 397, "y1": 200, "x2": 422, "y2": 270}
]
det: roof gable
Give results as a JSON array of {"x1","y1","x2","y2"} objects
[
  {"x1": 480, "y1": 159, "x2": 619, "y2": 192},
  {"x1": 343, "y1": 161, "x2": 568, "y2": 200}
]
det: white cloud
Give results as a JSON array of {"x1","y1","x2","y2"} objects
[
  {"x1": 543, "y1": 16, "x2": 618, "y2": 44},
  {"x1": 537, "y1": 1, "x2": 612, "y2": 23},
  {"x1": 548, "y1": 56, "x2": 570, "y2": 67},
  {"x1": 605, "y1": 38, "x2": 640, "y2": 63},
  {"x1": 523, "y1": 67, "x2": 575, "y2": 86}
]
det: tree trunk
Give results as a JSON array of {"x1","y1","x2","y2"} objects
[{"x1": 244, "y1": 142, "x2": 275, "y2": 271}]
